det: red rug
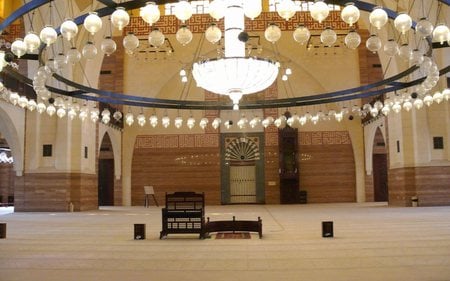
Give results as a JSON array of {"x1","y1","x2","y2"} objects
[{"x1": 215, "y1": 232, "x2": 251, "y2": 239}]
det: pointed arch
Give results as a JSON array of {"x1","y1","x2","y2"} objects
[
  {"x1": 98, "y1": 125, "x2": 122, "y2": 179},
  {"x1": 0, "y1": 103, "x2": 25, "y2": 176},
  {"x1": 364, "y1": 117, "x2": 387, "y2": 176}
]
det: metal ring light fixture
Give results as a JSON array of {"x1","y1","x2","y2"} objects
[{"x1": 0, "y1": 0, "x2": 449, "y2": 110}]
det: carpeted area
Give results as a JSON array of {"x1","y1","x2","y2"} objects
[{"x1": 1, "y1": 203, "x2": 450, "y2": 281}]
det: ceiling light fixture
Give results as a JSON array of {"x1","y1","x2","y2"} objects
[{"x1": 193, "y1": 0, "x2": 279, "y2": 110}]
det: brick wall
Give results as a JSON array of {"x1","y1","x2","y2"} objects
[
  {"x1": 0, "y1": 163, "x2": 14, "y2": 204},
  {"x1": 14, "y1": 173, "x2": 98, "y2": 212},
  {"x1": 389, "y1": 167, "x2": 450, "y2": 207}
]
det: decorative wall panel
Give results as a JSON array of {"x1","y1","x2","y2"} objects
[
  {"x1": 299, "y1": 131, "x2": 352, "y2": 145},
  {"x1": 126, "y1": 11, "x2": 349, "y2": 36},
  {"x1": 135, "y1": 134, "x2": 219, "y2": 149}
]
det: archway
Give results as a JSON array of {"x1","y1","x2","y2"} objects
[
  {"x1": 98, "y1": 133, "x2": 114, "y2": 206},
  {"x1": 372, "y1": 127, "x2": 388, "y2": 202},
  {"x1": 0, "y1": 135, "x2": 14, "y2": 206}
]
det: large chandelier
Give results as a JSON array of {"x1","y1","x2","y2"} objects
[{"x1": 192, "y1": 0, "x2": 279, "y2": 110}]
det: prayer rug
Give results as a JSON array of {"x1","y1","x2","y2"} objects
[{"x1": 215, "y1": 232, "x2": 251, "y2": 239}]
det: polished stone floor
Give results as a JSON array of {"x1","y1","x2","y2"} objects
[{"x1": 1, "y1": 203, "x2": 450, "y2": 281}]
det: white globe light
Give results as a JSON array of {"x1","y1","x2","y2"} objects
[
  {"x1": 149, "y1": 114, "x2": 158, "y2": 127},
  {"x1": 148, "y1": 28, "x2": 165, "y2": 48},
  {"x1": 125, "y1": 112, "x2": 134, "y2": 126},
  {"x1": 46, "y1": 104, "x2": 56, "y2": 116},
  {"x1": 394, "y1": 13, "x2": 412, "y2": 34},
  {"x1": 101, "y1": 36, "x2": 117, "y2": 56},
  {"x1": 398, "y1": 43, "x2": 413, "y2": 61},
  {"x1": 433, "y1": 91, "x2": 443, "y2": 104},
  {"x1": 381, "y1": 105, "x2": 390, "y2": 116},
  {"x1": 67, "y1": 108, "x2": 77, "y2": 120},
  {"x1": 176, "y1": 25, "x2": 193, "y2": 46},
  {"x1": 123, "y1": 32, "x2": 140, "y2": 54},
  {"x1": 433, "y1": 24, "x2": 450, "y2": 45},
  {"x1": 442, "y1": 88, "x2": 450, "y2": 101},
  {"x1": 262, "y1": 117, "x2": 273, "y2": 128},
  {"x1": 370, "y1": 107, "x2": 379, "y2": 117},
  {"x1": 415, "y1": 18, "x2": 434, "y2": 38},
  {"x1": 57, "y1": 107, "x2": 66, "y2": 118},
  {"x1": 40, "y1": 25, "x2": 57, "y2": 46},
  {"x1": 366, "y1": 34, "x2": 382, "y2": 53},
  {"x1": 83, "y1": 12, "x2": 103, "y2": 35},
  {"x1": 423, "y1": 94, "x2": 433, "y2": 106},
  {"x1": 18, "y1": 96, "x2": 28, "y2": 108},
  {"x1": 205, "y1": 23, "x2": 222, "y2": 44},
  {"x1": 199, "y1": 117, "x2": 209, "y2": 129},
  {"x1": 310, "y1": 0, "x2": 329, "y2": 23},
  {"x1": 66, "y1": 47, "x2": 81, "y2": 65},
  {"x1": 162, "y1": 116, "x2": 170, "y2": 128},
  {"x1": 392, "y1": 103, "x2": 401, "y2": 113},
  {"x1": 79, "y1": 106, "x2": 89, "y2": 121},
  {"x1": 174, "y1": 0, "x2": 193, "y2": 22},
  {"x1": 27, "y1": 99, "x2": 37, "y2": 111},
  {"x1": 243, "y1": 0, "x2": 262, "y2": 20},
  {"x1": 383, "y1": 39, "x2": 399, "y2": 57},
  {"x1": 140, "y1": 2, "x2": 160, "y2": 25},
  {"x1": 209, "y1": 0, "x2": 225, "y2": 20},
  {"x1": 265, "y1": 24, "x2": 281, "y2": 43},
  {"x1": 60, "y1": 19, "x2": 78, "y2": 41},
  {"x1": 237, "y1": 116, "x2": 248, "y2": 129},
  {"x1": 23, "y1": 32, "x2": 40, "y2": 53},
  {"x1": 8, "y1": 92, "x2": 19, "y2": 105},
  {"x1": 11, "y1": 38, "x2": 27, "y2": 58},
  {"x1": 274, "y1": 115, "x2": 287, "y2": 128},
  {"x1": 137, "y1": 114, "x2": 146, "y2": 127},
  {"x1": 277, "y1": 0, "x2": 296, "y2": 21},
  {"x1": 293, "y1": 25, "x2": 310, "y2": 45},
  {"x1": 341, "y1": 2, "x2": 360, "y2": 26},
  {"x1": 403, "y1": 100, "x2": 413, "y2": 112},
  {"x1": 174, "y1": 116, "x2": 183, "y2": 128},
  {"x1": 212, "y1": 117, "x2": 221, "y2": 129},
  {"x1": 90, "y1": 107, "x2": 100, "y2": 123},
  {"x1": 187, "y1": 117, "x2": 195, "y2": 129},
  {"x1": 413, "y1": 98, "x2": 424, "y2": 110},
  {"x1": 344, "y1": 30, "x2": 361, "y2": 49},
  {"x1": 320, "y1": 27, "x2": 337, "y2": 47},
  {"x1": 111, "y1": 7, "x2": 130, "y2": 30},
  {"x1": 369, "y1": 7, "x2": 388, "y2": 30},
  {"x1": 82, "y1": 41, "x2": 98, "y2": 60},
  {"x1": 113, "y1": 110, "x2": 123, "y2": 121}
]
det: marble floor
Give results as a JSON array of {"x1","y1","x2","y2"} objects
[{"x1": 1, "y1": 203, "x2": 450, "y2": 281}]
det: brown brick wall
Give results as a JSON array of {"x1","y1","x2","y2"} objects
[
  {"x1": 299, "y1": 144, "x2": 356, "y2": 203},
  {"x1": 131, "y1": 147, "x2": 221, "y2": 206},
  {"x1": 389, "y1": 166, "x2": 450, "y2": 207},
  {"x1": 14, "y1": 173, "x2": 98, "y2": 212},
  {"x1": 0, "y1": 163, "x2": 14, "y2": 204}
]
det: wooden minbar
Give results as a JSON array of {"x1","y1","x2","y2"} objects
[{"x1": 160, "y1": 192, "x2": 205, "y2": 239}]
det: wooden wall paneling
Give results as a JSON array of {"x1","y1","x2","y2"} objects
[
  {"x1": 0, "y1": 164, "x2": 14, "y2": 204},
  {"x1": 131, "y1": 147, "x2": 221, "y2": 205},
  {"x1": 299, "y1": 143, "x2": 356, "y2": 203},
  {"x1": 13, "y1": 173, "x2": 98, "y2": 212},
  {"x1": 388, "y1": 167, "x2": 417, "y2": 206}
]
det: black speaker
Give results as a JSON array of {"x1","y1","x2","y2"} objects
[
  {"x1": 322, "y1": 221, "x2": 333, "y2": 238},
  {"x1": 134, "y1": 224, "x2": 145, "y2": 240},
  {"x1": 0, "y1": 223, "x2": 6, "y2": 239}
]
